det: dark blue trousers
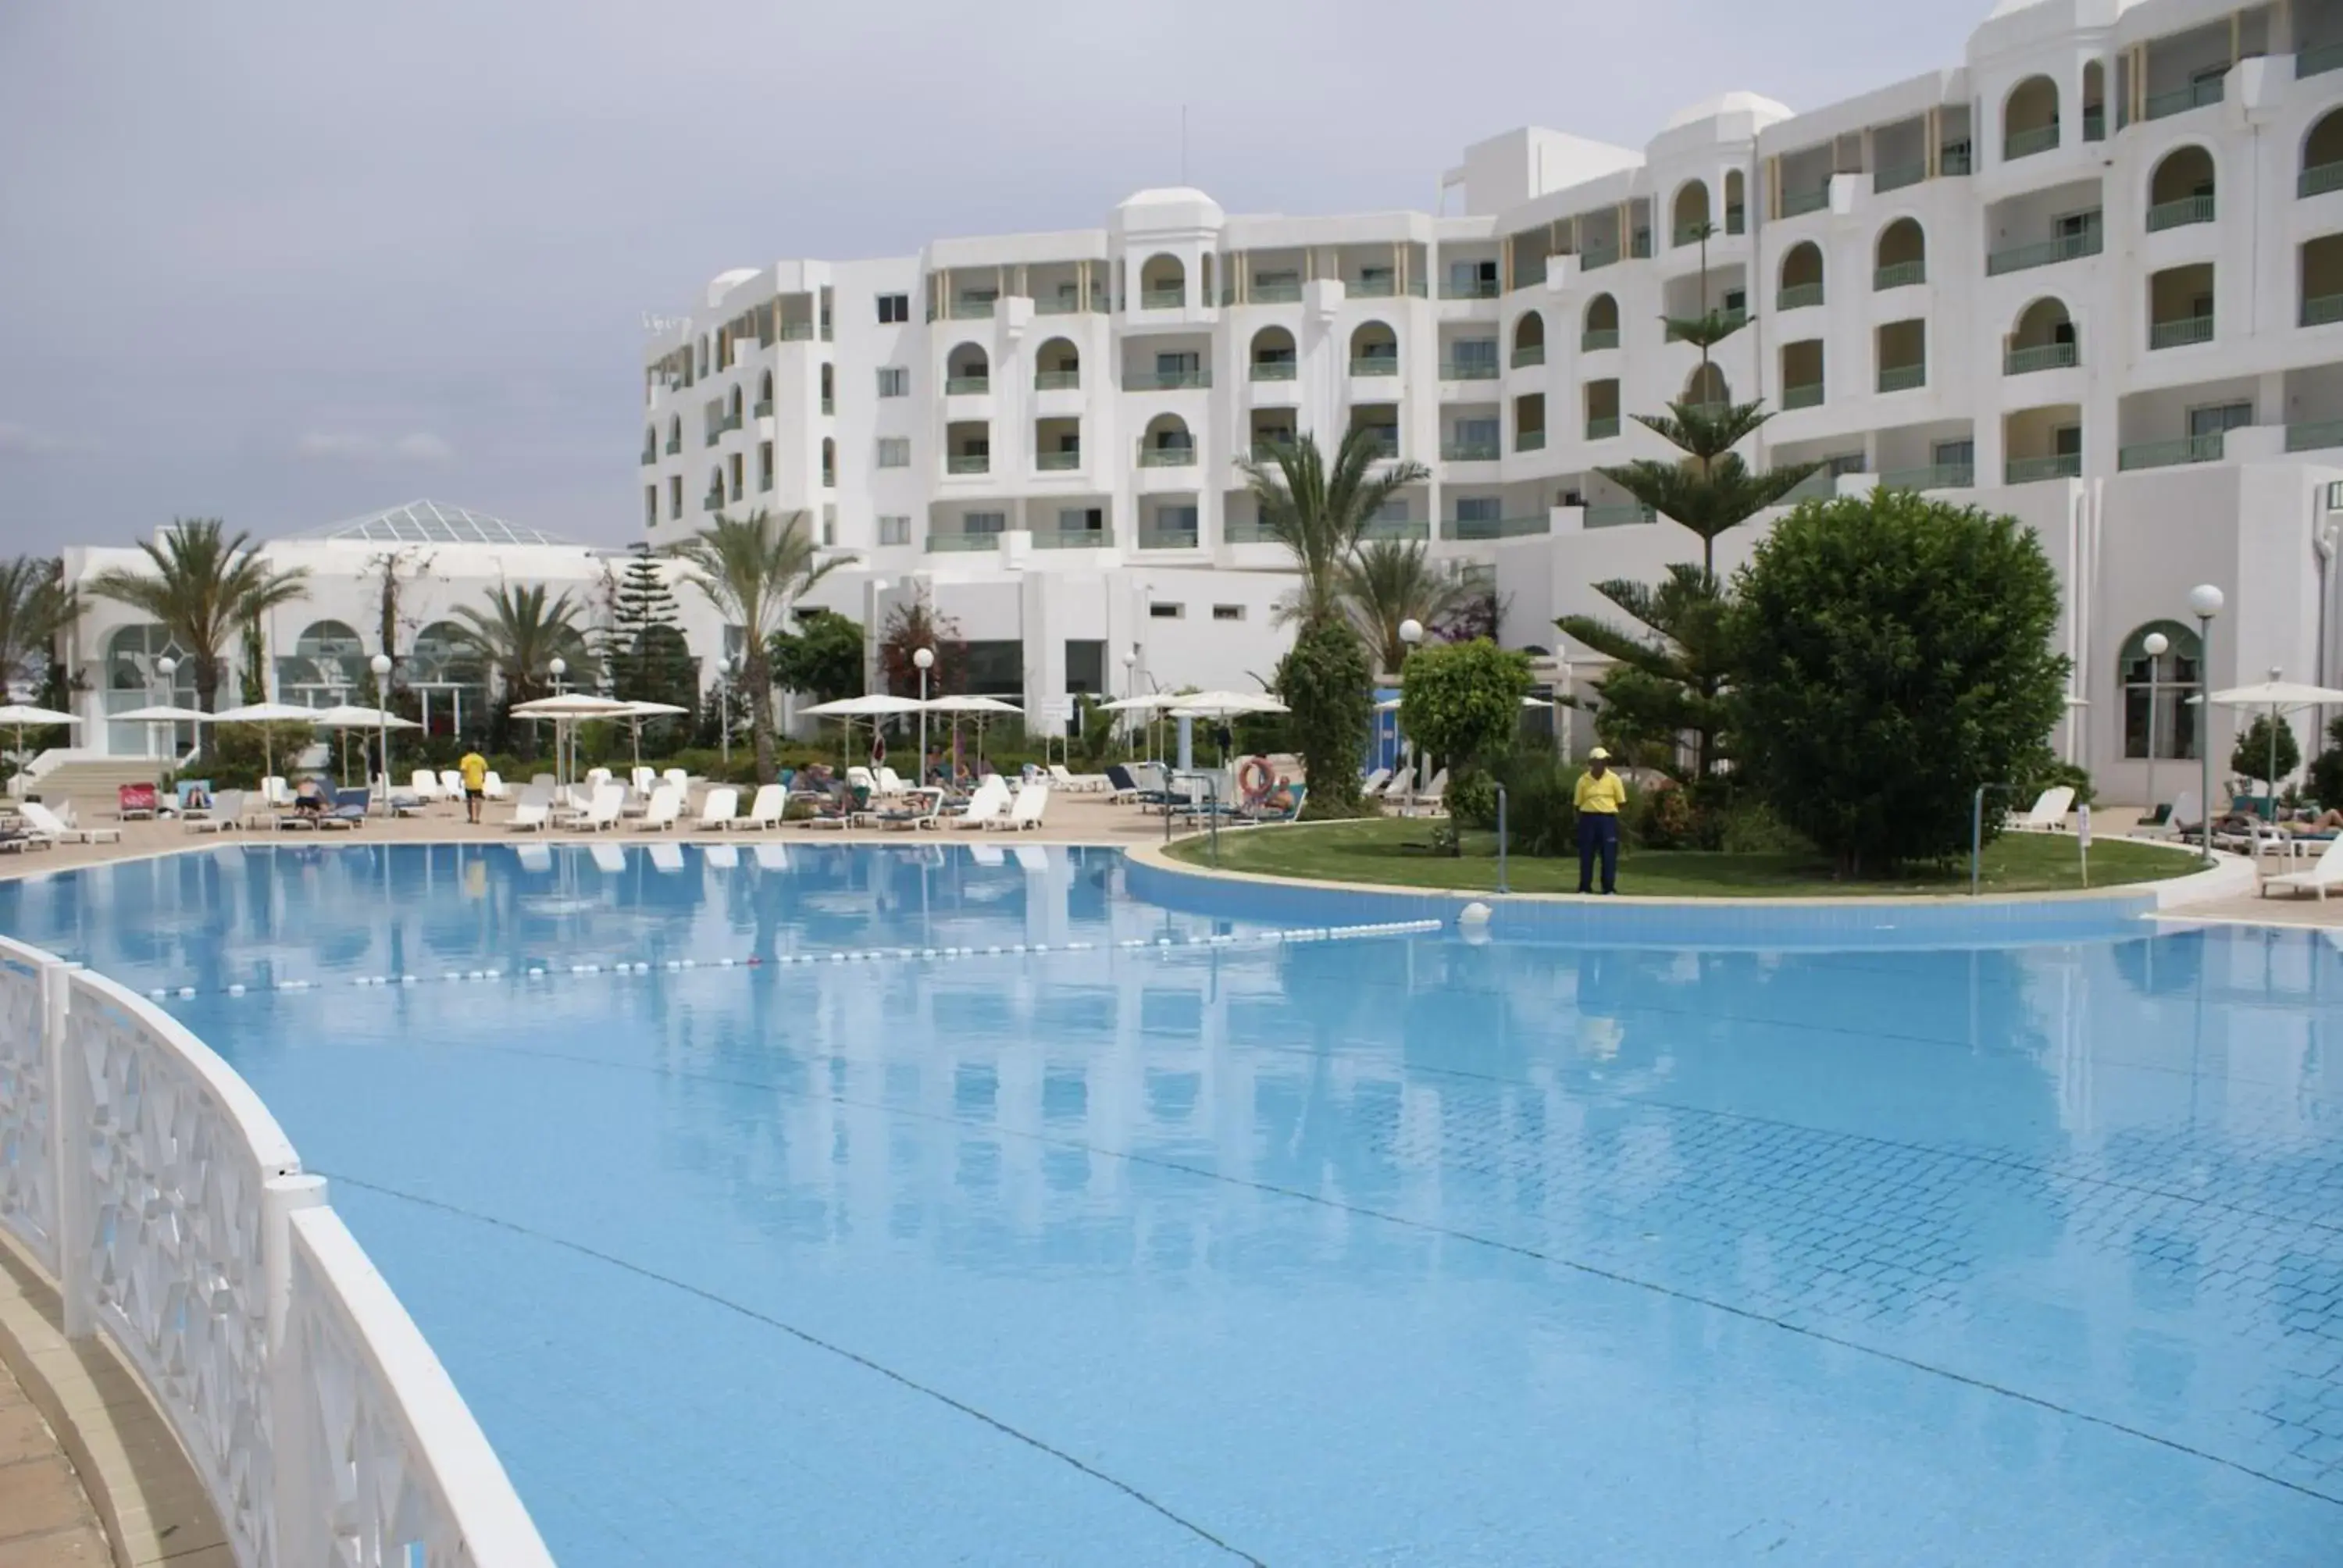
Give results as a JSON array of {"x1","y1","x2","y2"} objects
[{"x1": 1576, "y1": 812, "x2": 1618, "y2": 894}]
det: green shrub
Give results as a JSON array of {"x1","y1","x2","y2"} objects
[
  {"x1": 1277, "y1": 618, "x2": 1373, "y2": 816},
  {"x1": 1396, "y1": 639, "x2": 1531, "y2": 774},
  {"x1": 2232, "y1": 713, "x2": 2302, "y2": 792},
  {"x1": 1629, "y1": 780, "x2": 1696, "y2": 848},
  {"x1": 2309, "y1": 717, "x2": 2343, "y2": 808},
  {"x1": 1717, "y1": 801, "x2": 1810, "y2": 855},
  {"x1": 2020, "y1": 758, "x2": 2096, "y2": 811},
  {"x1": 1447, "y1": 769, "x2": 1499, "y2": 829}
]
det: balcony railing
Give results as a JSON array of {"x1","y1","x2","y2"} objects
[
  {"x1": 1881, "y1": 462, "x2": 1974, "y2": 491},
  {"x1": 944, "y1": 375, "x2": 990, "y2": 395},
  {"x1": 1781, "y1": 381, "x2": 1825, "y2": 410},
  {"x1": 1585, "y1": 415, "x2": 1621, "y2": 440},
  {"x1": 2145, "y1": 76, "x2": 2224, "y2": 120},
  {"x1": 2005, "y1": 340, "x2": 2078, "y2": 374},
  {"x1": 1243, "y1": 440, "x2": 1296, "y2": 464},
  {"x1": 1224, "y1": 520, "x2": 1275, "y2": 544},
  {"x1": 1035, "y1": 290, "x2": 1109, "y2": 315},
  {"x1": 2302, "y1": 41, "x2": 2343, "y2": 77},
  {"x1": 1781, "y1": 468, "x2": 1847, "y2": 503},
  {"x1": 1034, "y1": 369, "x2": 1080, "y2": 390},
  {"x1": 1632, "y1": 230, "x2": 1653, "y2": 258},
  {"x1": 665, "y1": 435, "x2": 681, "y2": 454},
  {"x1": 1139, "y1": 287, "x2": 1186, "y2": 309},
  {"x1": 1987, "y1": 222, "x2": 2103, "y2": 275},
  {"x1": 1125, "y1": 368, "x2": 1211, "y2": 390},
  {"x1": 2006, "y1": 452, "x2": 2082, "y2": 483},
  {"x1": 1138, "y1": 445, "x2": 1197, "y2": 468},
  {"x1": 1356, "y1": 436, "x2": 1401, "y2": 461},
  {"x1": 1441, "y1": 438, "x2": 1501, "y2": 462},
  {"x1": 1249, "y1": 280, "x2": 1303, "y2": 304},
  {"x1": 759, "y1": 471, "x2": 773, "y2": 492},
  {"x1": 1778, "y1": 281, "x2": 1824, "y2": 312},
  {"x1": 1877, "y1": 363, "x2": 1927, "y2": 394},
  {"x1": 1136, "y1": 528, "x2": 1199, "y2": 551},
  {"x1": 1874, "y1": 162, "x2": 1925, "y2": 194},
  {"x1": 2286, "y1": 418, "x2": 2343, "y2": 452},
  {"x1": 1940, "y1": 141, "x2": 1974, "y2": 176},
  {"x1": 754, "y1": 398, "x2": 773, "y2": 418},
  {"x1": 1440, "y1": 359, "x2": 1501, "y2": 380},
  {"x1": 2119, "y1": 433, "x2": 2224, "y2": 470},
  {"x1": 2149, "y1": 313, "x2": 2214, "y2": 350},
  {"x1": 1585, "y1": 504, "x2": 1657, "y2": 528},
  {"x1": 1443, "y1": 514, "x2": 1551, "y2": 540},
  {"x1": 702, "y1": 489, "x2": 725, "y2": 511},
  {"x1": 2302, "y1": 161, "x2": 2343, "y2": 198},
  {"x1": 1033, "y1": 529, "x2": 1111, "y2": 550},
  {"x1": 1036, "y1": 450, "x2": 1082, "y2": 472},
  {"x1": 1874, "y1": 260, "x2": 1926, "y2": 290},
  {"x1": 2306, "y1": 293, "x2": 2343, "y2": 326},
  {"x1": 1781, "y1": 186, "x2": 1831, "y2": 218},
  {"x1": 1358, "y1": 518, "x2": 1430, "y2": 542},
  {"x1": 1582, "y1": 328, "x2": 1619, "y2": 351},
  {"x1": 778, "y1": 322, "x2": 815, "y2": 340},
  {"x1": 1516, "y1": 429, "x2": 1547, "y2": 451},
  {"x1": 946, "y1": 454, "x2": 991, "y2": 475},
  {"x1": 1510, "y1": 342, "x2": 1545, "y2": 368},
  {"x1": 1440, "y1": 277, "x2": 1502, "y2": 300},
  {"x1": 953, "y1": 298, "x2": 997, "y2": 319},
  {"x1": 1349, "y1": 355, "x2": 1400, "y2": 376},
  {"x1": 2145, "y1": 193, "x2": 2216, "y2": 231},
  {"x1": 1579, "y1": 242, "x2": 1621, "y2": 271},
  {"x1": 1350, "y1": 275, "x2": 1400, "y2": 298},
  {"x1": 925, "y1": 532, "x2": 999, "y2": 554},
  {"x1": 1249, "y1": 360, "x2": 1297, "y2": 381},
  {"x1": 2003, "y1": 123, "x2": 2059, "y2": 160},
  {"x1": 1725, "y1": 205, "x2": 1746, "y2": 235},
  {"x1": 2083, "y1": 105, "x2": 2106, "y2": 141},
  {"x1": 640, "y1": 447, "x2": 656, "y2": 465}
]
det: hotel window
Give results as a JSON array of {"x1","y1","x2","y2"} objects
[
  {"x1": 965, "y1": 511, "x2": 1008, "y2": 535},
  {"x1": 1212, "y1": 604, "x2": 1245, "y2": 622},
  {"x1": 1058, "y1": 506, "x2": 1106, "y2": 535},
  {"x1": 1150, "y1": 602, "x2": 1185, "y2": 618},
  {"x1": 878, "y1": 515, "x2": 911, "y2": 546},
  {"x1": 877, "y1": 293, "x2": 910, "y2": 323},
  {"x1": 668, "y1": 476, "x2": 683, "y2": 519},
  {"x1": 644, "y1": 486, "x2": 657, "y2": 528},
  {"x1": 877, "y1": 437, "x2": 911, "y2": 468},
  {"x1": 877, "y1": 366, "x2": 908, "y2": 397}
]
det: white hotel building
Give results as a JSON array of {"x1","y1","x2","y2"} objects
[{"x1": 48, "y1": 0, "x2": 2343, "y2": 800}]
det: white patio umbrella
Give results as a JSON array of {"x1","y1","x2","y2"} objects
[
  {"x1": 613, "y1": 699, "x2": 692, "y2": 771},
  {"x1": 1097, "y1": 691, "x2": 1183, "y2": 764},
  {"x1": 1167, "y1": 691, "x2": 1289, "y2": 717},
  {"x1": 212, "y1": 700, "x2": 322, "y2": 785},
  {"x1": 0, "y1": 705, "x2": 79, "y2": 789},
  {"x1": 919, "y1": 694, "x2": 1023, "y2": 776},
  {"x1": 2188, "y1": 673, "x2": 2343, "y2": 808},
  {"x1": 1374, "y1": 695, "x2": 1555, "y2": 713},
  {"x1": 509, "y1": 693, "x2": 632, "y2": 790},
  {"x1": 109, "y1": 704, "x2": 214, "y2": 768},
  {"x1": 310, "y1": 704, "x2": 419, "y2": 793},
  {"x1": 801, "y1": 693, "x2": 925, "y2": 768}
]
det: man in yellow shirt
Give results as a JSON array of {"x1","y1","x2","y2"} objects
[
  {"x1": 458, "y1": 749, "x2": 489, "y2": 824},
  {"x1": 1573, "y1": 747, "x2": 1628, "y2": 895}
]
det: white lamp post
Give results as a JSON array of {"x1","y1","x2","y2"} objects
[
  {"x1": 2141, "y1": 630, "x2": 2169, "y2": 819},
  {"x1": 2188, "y1": 583, "x2": 2224, "y2": 863},
  {"x1": 913, "y1": 646, "x2": 935, "y2": 782},
  {"x1": 153, "y1": 655, "x2": 177, "y2": 761},
  {"x1": 369, "y1": 653, "x2": 394, "y2": 805},
  {"x1": 548, "y1": 657, "x2": 569, "y2": 788},
  {"x1": 1396, "y1": 619, "x2": 1425, "y2": 788}
]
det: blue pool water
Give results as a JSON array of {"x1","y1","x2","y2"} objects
[{"x1": 3, "y1": 842, "x2": 2340, "y2": 1565}]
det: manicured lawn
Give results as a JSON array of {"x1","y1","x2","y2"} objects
[{"x1": 1164, "y1": 818, "x2": 2203, "y2": 897}]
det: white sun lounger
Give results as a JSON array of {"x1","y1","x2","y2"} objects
[
  {"x1": 988, "y1": 782, "x2": 1050, "y2": 832},
  {"x1": 580, "y1": 785, "x2": 625, "y2": 832},
  {"x1": 508, "y1": 801, "x2": 551, "y2": 832},
  {"x1": 2261, "y1": 835, "x2": 2343, "y2": 900},
  {"x1": 2012, "y1": 785, "x2": 2075, "y2": 832},
  {"x1": 694, "y1": 786, "x2": 739, "y2": 830},
  {"x1": 1048, "y1": 764, "x2": 1109, "y2": 793},
  {"x1": 19, "y1": 801, "x2": 119, "y2": 845},
  {"x1": 950, "y1": 784, "x2": 1009, "y2": 830},
  {"x1": 483, "y1": 771, "x2": 510, "y2": 801},
  {"x1": 634, "y1": 785, "x2": 684, "y2": 831},
  {"x1": 188, "y1": 790, "x2": 245, "y2": 833},
  {"x1": 733, "y1": 783, "x2": 786, "y2": 830}
]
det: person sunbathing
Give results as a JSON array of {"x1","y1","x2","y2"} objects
[{"x1": 292, "y1": 777, "x2": 330, "y2": 820}]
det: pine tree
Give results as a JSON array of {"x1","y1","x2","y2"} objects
[
  {"x1": 1557, "y1": 222, "x2": 1820, "y2": 793},
  {"x1": 604, "y1": 543, "x2": 699, "y2": 740}
]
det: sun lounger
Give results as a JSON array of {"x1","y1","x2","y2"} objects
[
  {"x1": 508, "y1": 800, "x2": 552, "y2": 832},
  {"x1": 2010, "y1": 785, "x2": 2075, "y2": 832},
  {"x1": 19, "y1": 802, "x2": 117, "y2": 845},
  {"x1": 662, "y1": 768, "x2": 689, "y2": 796},
  {"x1": 633, "y1": 785, "x2": 684, "y2": 831},
  {"x1": 987, "y1": 782, "x2": 1050, "y2": 832},
  {"x1": 1047, "y1": 764, "x2": 1108, "y2": 793},
  {"x1": 694, "y1": 786, "x2": 739, "y2": 831},
  {"x1": 733, "y1": 783, "x2": 787, "y2": 830},
  {"x1": 116, "y1": 783, "x2": 159, "y2": 820},
  {"x1": 950, "y1": 784, "x2": 1010, "y2": 830},
  {"x1": 630, "y1": 766, "x2": 657, "y2": 796},
  {"x1": 876, "y1": 788, "x2": 945, "y2": 830},
  {"x1": 2262, "y1": 835, "x2": 2343, "y2": 900},
  {"x1": 188, "y1": 789, "x2": 245, "y2": 833},
  {"x1": 580, "y1": 785, "x2": 625, "y2": 832},
  {"x1": 1359, "y1": 767, "x2": 1392, "y2": 800},
  {"x1": 483, "y1": 771, "x2": 510, "y2": 801},
  {"x1": 410, "y1": 769, "x2": 444, "y2": 803},
  {"x1": 319, "y1": 788, "x2": 369, "y2": 829}
]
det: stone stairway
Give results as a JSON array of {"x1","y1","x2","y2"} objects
[{"x1": 16, "y1": 759, "x2": 162, "y2": 812}]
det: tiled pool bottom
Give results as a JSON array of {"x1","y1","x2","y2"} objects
[{"x1": 2, "y1": 844, "x2": 2339, "y2": 1564}]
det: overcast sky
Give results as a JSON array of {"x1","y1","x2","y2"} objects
[{"x1": 0, "y1": 0, "x2": 1980, "y2": 557}]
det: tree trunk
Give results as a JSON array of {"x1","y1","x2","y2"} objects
[
  {"x1": 194, "y1": 653, "x2": 221, "y2": 714},
  {"x1": 746, "y1": 643, "x2": 777, "y2": 783}
]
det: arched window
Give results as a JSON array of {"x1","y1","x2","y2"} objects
[
  {"x1": 758, "y1": 369, "x2": 774, "y2": 405},
  {"x1": 820, "y1": 437, "x2": 836, "y2": 486},
  {"x1": 2003, "y1": 75, "x2": 2059, "y2": 159},
  {"x1": 1671, "y1": 180, "x2": 1711, "y2": 246},
  {"x1": 1582, "y1": 294, "x2": 1619, "y2": 350},
  {"x1": 2307, "y1": 109, "x2": 2343, "y2": 194},
  {"x1": 2006, "y1": 297, "x2": 2077, "y2": 372},
  {"x1": 1875, "y1": 219, "x2": 1925, "y2": 289},
  {"x1": 727, "y1": 385, "x2": 743, "y2": 422},
  {"x1": 1349, "y1": 320, "x2": 1398, "y2": 374},
  {"x1": 1143, "y1": 412, "x2": 1193, "y2": 453},
  {"x1": 2082, "y1": 60, "x2": 2107, "y2": 141},
  {"x1": 1248, "y1": 326, "x2": 1296, "y2": 380},
  {"x1": 1779, "y1": 242, "x2": 1824, "y2": 309},
  {"x1": 2120, "y1": 621, "x2": 2200, "y2": 761},
  {"x1": 1683, "y1": 362, "x2": 1731, "y2": 410},
  {"x1": 1036, "y1": 337, "x2": 1080, "y2": 389},
  {"x1": 407, "y1": 620, "x2": 487, "y2": 739},
  {"x1": 643, "y1": 424, "x2": 655, "y2": 458},
  {"x1": 103, "y1": 623, "x2": 195, "y2": 755},
  {"x1": 1139, "y1": 253, "x2": 1186, "y2": 308},
  {"x1": 1511, "y1": 312, "x2": 1545, "y2": 368},
  {"x1": 280, "y1": 620, "x2": 367, "y2": 704},
  {"x1": 707, "y1": 467, "x2": 724, "y2": 508},
  {"x1": 946, "y1": 343, "x2": 990, "y2": 393},
  {"x1": 666, "y1": 415, "x2": 680, "y2": 449},
  {"x1": 818, "y1": 362, "x2": 833, "y2": 404},
  {"x1": 2147, "y1": 145, "x2": 2216, "y2": 230},
  {"x1": 1724, "y1": 169, "x2": 1746, "y2": 233}
]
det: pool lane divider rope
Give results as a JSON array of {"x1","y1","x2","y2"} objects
[{"x1": 143, "y1": 918, "x2": 1446, "y2": 1001}]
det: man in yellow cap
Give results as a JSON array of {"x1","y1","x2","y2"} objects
[{"x1": 1574, "y1": 747, "x2": 1628, "y2": 895}]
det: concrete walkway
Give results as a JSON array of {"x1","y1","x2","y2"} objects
[{"x1": 0, "y1": 1356, "x2": 109, "y2": 1567}]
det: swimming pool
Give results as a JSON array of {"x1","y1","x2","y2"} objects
[{"x1": 2, "y1": 841, "x2": 2337, "y2": 1564}]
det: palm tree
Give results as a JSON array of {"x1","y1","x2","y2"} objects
[
  {"x1": 0, "y1": 556, "x2": 78, "y2": 704},
  {"x1": 449, "y1": 583, "x2": 590, "y2": 712},
  {"x1": 668, "y1": 510, "x2": 851, "y2": 783},
  {"x1": 1236, "y1": 428, "x2": 1429, "y2": 627},
  {"x1": 84, "y1": 520, "x2": 309, "y2": 711},
  {"x1": 1340, "y1": 540, "x2": 1476, "y2": 675}
]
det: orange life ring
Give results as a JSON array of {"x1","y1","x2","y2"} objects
[{"x1": 1237, "y1": 755, "x2": 1275, "y2": 804}]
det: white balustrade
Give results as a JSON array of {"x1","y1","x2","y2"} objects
[{"x1": 0, "y1": 935, "x2": 554, "y2": 1568}]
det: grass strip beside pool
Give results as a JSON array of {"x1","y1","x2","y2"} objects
[{"x1": 1165, "y1": 819, "x2": 2203, "y2": 897}]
